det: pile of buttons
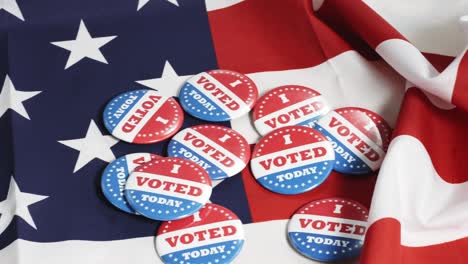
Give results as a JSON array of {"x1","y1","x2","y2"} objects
[{"x1": 99, "y1": 69, "x2": 391, "y2": 263}]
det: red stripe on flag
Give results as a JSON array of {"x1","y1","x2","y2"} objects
[
  {"x1": 452, "y1": 52, "x2": 468, "y2": 112},
  {"x1": 207, "y1": 0, "x2": 352, "y2": 72},
  {"x1": 315, "y1": 0, "x2": 407, "y2": 49},
  {"x1": 362, "y1": 218, "x2": 468, "y2": 264}
]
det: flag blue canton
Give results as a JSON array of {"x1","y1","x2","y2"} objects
[{"x1": 0, "y1": 0, "x2": 252, "y2": 251}]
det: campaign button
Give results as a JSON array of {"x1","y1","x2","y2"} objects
[
  {"x1": 124, "y1": 157, "x2": 212, "y2": 221},
  {"x1": 315, "y1": 107, "x2": 392, "y2": 174},
  {"x1": 156, "y1": 203, "x2": 245, "y2": 264},
  {"x1": 103, "y1": 89, "x2": 184, "y2": 144},
  {"x1": 253, "y1": 85, "x2": 330, "y2": 136},
  {"x1": 167, "y1": 125, "x2": 250, "y2": 181},
  {"x1": 250, "y1": 126, "x2": 335, "y2": 195},
  {"x1": 287, "y1": 198, "x2": 369, "y2": 262},
  {"x1": 101, "y1": 153, "x2": 160, "y2": 214},
  {"x1": 179, "y1": 70, "x2": 258, "y2": 121}
]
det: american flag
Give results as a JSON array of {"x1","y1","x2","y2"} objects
[{"x1": 0, "y1": 0, "x2": 467, "y2": 263}]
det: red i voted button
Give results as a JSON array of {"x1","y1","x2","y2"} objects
[
  {"x1": 315, "y1": 107, "x2": 391, "y2": 174},
  {"x1": 167, "y1": 125, "x2": 250, "y2": 180},
  {"x1": 124, "y1": 157, "x2": 212, "y2": 221},
  {"x1": 101, "y1": 153, "x2": 160, "y2": 214},
  {"x1": 103, "y1": 89, "x2": 184, "y2": 144},
  {"x1": 250, "y1": 126, "x2": 335, "y2": 195},
  {"x1": 253, "y1": 85, "x2": 330, "y2": 136},
  {"x1": 288, "y1": 198, "x2": 369, "y2": 262},
  {"x1": 179, "y1": 70, "x2": 258, "y2": 121},
  {"x1": 156, "y1": 203, "x2": 245, "y2": 264}
]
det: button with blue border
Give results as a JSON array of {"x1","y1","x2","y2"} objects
[
  {"x1": 288, "y1": 198, "x2": 369, "y2": 262},
  {"x1": 250, "y1": 126, "x2": 335, "y2": 195},
  {"x1": 179, "y1": 70, "x2": 258, "y2": 121},
  {"x1": 103, "y1": 89, "x2": 184, "y2": 144},
  {"x1": 167, "y1": 124, "x2": 250, "y2": 180},
  {"x1": 124, "y1": 157, "x2": 212, "y2": 221},
  {"x1": 253, "y1": 85, "x2": 330, "y2": 136},
  {"x1": 101, "y1": 153, "x2": 160, "y2": 214},
  {"x1": 156, "y1": 203, "x2": 245, "y2": 264},
  {"x1": 315, "y1": 107, "x2": 392, "y2": 174}
]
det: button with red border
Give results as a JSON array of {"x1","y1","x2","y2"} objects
[
  {"x1": 288, "y1": 198, "x2": 369, "y2": 262},
  {"x1": 103, "y1": 89, "x2": 184, "y2": 144},
  {"x1": 250, "y1": 126, "x2": 335, "y2": 195},
  {"x1": 124, "y1": 157, "x2": 212, "y2": 221},
  {"x1": 253, "y1": 85, "x2": 330, "y2": 136},
  {"x1": 179, "y1": 70, "x2": 258, "y2": 121},
  {"x1": 315, "y1": 107, "x2": 391, "y2": 174},
  {"x1": 156, "y1": 203, "x2": 245, "y2": 264},
  {"x1": 101, "y1": 153, "x2": 160, "y2": 214},
  {"x1": 168, "y1": 125, "x2": 250, "y2": 180}
]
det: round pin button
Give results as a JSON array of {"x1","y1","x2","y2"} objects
[
  {"x1": 315, "y1": 107, "x2": 391, "y2": 174},
  {"x1": 156, "y1": 203, "x2": 245, "y2": 264},
  {"x1": 101, "y1": 153, "x2": 160, "y2": 214},
  {"x1": 124, "y1": 157, "x2": 212, "y2": 221},
  {"x1": 253, "y1": 85, "x2": 330, "y2": 136},
  {"x1": 167, "y1": 125, "x2": 250, "y2": 180},
  {"x1": 103, "y1": 89, "x2": 184, "y2": 144},
  {"x1": 287, "y1": 198, "x2": 369, "y2": 262},
  {"x1": 179, "y1": 70, "x2": 258, "y2": 121},
  {"x1": 250, "y1": 126, "x2": 335, "y2": 195}
]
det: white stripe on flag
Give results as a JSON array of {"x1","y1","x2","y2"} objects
[{"x1": 0, "y1": 220, "x2": 356, "y2": 264}]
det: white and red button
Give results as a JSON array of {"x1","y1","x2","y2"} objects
[
  {"x1": 156, "y1": 203, "x2": 245, "y2": 264},
  {"x1": 103, "y1": 89, "x2": 184, "y2": 144},
  {"x1": 250, "y1": 126, "x2": 335, "y2": 195},
  {"x1": 124, "y1": 158, "x2": 212, "y2": 221},
  {"x1": 167, "y1": 125, "x2": 250, "y2": 180},
  {"x1": 101, "y1": 153, "x2": 160, "y2": 214},
  {"x1": 253, "y1": 85, "x2": 330, "y2": 136},
  {"x1": 179, "y1": 70, "x2": 258, "y2": 121},
  {"x1": 315, "y1": 107, "x2": 391, "y2": 174},
  {"x1": 288, "y1": 198, "x2": 369, "y2": 262}
]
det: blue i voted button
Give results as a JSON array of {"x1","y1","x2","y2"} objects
[
  {"x1": 288, "y1": 198, "x2": 369, "y2": 262},
  {"x1": 179, "y1": 70, "x2": 258, "y2": 121},
  {"x1": 101, "y1": 153, "x2": 160, "y2": 214}
]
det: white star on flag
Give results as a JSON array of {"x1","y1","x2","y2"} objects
[
  {"x1": 137, "y1": 0, "x2": 179, "y2": 11},
  {"x1": 0, "y1": 75, "x2": 42, "y2": 120},
  {"x1": 51, "y1": 20, "x2": 117, "y2": 69},
  {"x1": 58, "y1": 120, "x2": 119, "y2": 173},
  {"x1": 0, "y1": 0, "x2": 24, "y2": 21},
  {"x1": 0, "y1": 176, "x2": 48, "y2": 235},
  {"x1": 136, "y1": 60, "x2": 191, "y2": 97}
]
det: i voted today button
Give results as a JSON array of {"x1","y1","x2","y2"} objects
[
  {"x1": 101, "y1": 153, "x2": 160, "y2": 214},
  {"x1": 315, "y1": 107, "x2": 391, "y2": 174},
  {"x1": 103, "y1": 89, "x2": 184, "y2": 144},
  {"x1": 288, "y1": 198, "x2": 369, "y2": 262},
  {"x1": 124, "y1": 158, "x2": 212, "y2": 221},
  {"x1": 168, "y1": 125, "x2": 250, "y2": 180},
  {"x1": 156, "y1": 203, "x2": 245, "y2": 264},
  {"x1": 250, "y1": 126, "x2": 335, "y2": 195},
  {"x1": 253, "y1": 85, "x2": 330, "y2": 136},
  {"x1": 179, "y1": 70, "x2": 258, "y2": 121}
]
